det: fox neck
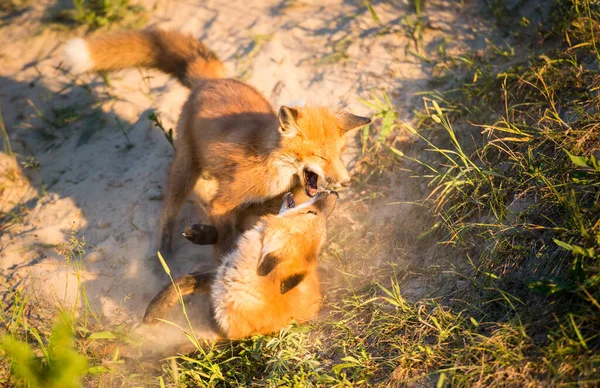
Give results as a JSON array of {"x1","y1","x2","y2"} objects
[
  {"x1": 263, "y1": 151, "x2": 299, "y2": 198},
  {"x1": 237, "y1": 150, "x2": 299, "y2": 207}
]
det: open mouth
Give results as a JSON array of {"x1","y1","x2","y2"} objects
[{"x1": 303, "y1": 169, "x2": 319, "y2": 197}]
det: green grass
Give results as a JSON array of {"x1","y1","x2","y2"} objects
[
  {"x1": 1, "y1": 312, "x2": 89, "y2": 388},
  {"x1": 387, "y1": 0, "x2": 600, "y2": 384},
  {"x1": 414, "y1": 0, "x2": 600, "y2": 301},
  {"x1": 0, "y1": 228, "x2": 156, "y2": 387},
  {"x1": 51, "y1": 0, "x2": 145, "y2": 30},
  {"x1": 148, "y1": 111, "x2": 174, "y2": 149}
]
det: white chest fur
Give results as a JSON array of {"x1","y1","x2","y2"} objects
[
  {"x1": 266, "y1": 156, "x2": 297, "y2": 197},
  {"x1": 268, "y1": 165, "x2": 296, "y2": 197},
  {"x1": 211, "y1": 228, "x2": 264, "y2": 334}
]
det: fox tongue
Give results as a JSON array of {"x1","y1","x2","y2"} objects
[{"x1": 305, "y1": 170, "x2": 319, "y2": 197}]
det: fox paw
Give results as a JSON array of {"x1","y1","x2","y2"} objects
[{"x1": 183, "y1": 224, "x2": 218, "y2": 245}]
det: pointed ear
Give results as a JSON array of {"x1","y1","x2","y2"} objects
[
  {"x1": 278, "y1": 106, "x2": 300, "y2": 138},
  {"x1": 257, "y1": 253, "x2": 281, "y2": 276},
  {"x1": 280, "y1": 272, "x2": 306, "y2": 294},
  {"x1": 257, "y1": 231, "x2": 286, "y2": 276},
  {"x1": 335, "y1": 111, "x2": 371, "y2": 133}
]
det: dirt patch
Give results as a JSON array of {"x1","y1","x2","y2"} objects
[{"x1": 1, "y1": 0, "x2": 491, "y2": 343}]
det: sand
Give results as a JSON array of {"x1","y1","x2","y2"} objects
[{"x1": 0, "y1": 0, "x2": 490, "y2": 339}]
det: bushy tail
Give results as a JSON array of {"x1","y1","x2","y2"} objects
[
  {"x1": 64, "y1": 29, "x2": 225, "y2": 88},
  {"x1": 143, "y1": 271, "x2": 215, "y2": 324}
]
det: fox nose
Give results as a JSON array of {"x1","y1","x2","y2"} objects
[{"x1": 340, "y1": 179, "x2": 351, "y2": 187}]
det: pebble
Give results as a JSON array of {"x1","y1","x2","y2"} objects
[
  {"x1": 108, "y1": 180, "x2": 123, "y2": 188},
  {"x1": 97, "y1": 221, "x2": 110, "y2": 229},
  {"x1": 86, "y1": 250, "x2": 105, "y2": 263},
  {"x1": 147, "y1": 188, "x2": 163, "y2": 201}
]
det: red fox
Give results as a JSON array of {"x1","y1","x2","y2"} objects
[
  {"x1": 142, "y1": 190, "x2": 338, "y2": 341},
  {"x1": 64, "y1": 28, "x2": 370, "y2": 260}
]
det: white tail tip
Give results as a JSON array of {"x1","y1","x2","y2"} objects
[{"x1": 64, "y1": 38, "x2": 94, "y2": 74}]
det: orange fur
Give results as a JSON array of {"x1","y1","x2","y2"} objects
[
  {"x1": 143, "y1": 191, "x2": 338, "y2": 341},
  {"x1": 66, "y1": 28, "x2": 370, "y2": 261},
  {"x1": 82, "y1": 29, "x2": 224, "y2": 86}
]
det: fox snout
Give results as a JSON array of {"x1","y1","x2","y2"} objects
[
  {"x1": 325, "y1": 160, "x2": 351, "y2": 188},
  {"x1": 326, "y1": 176, "x2": 351, "y2": 187}
]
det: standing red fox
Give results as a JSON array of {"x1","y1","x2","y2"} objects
[{"x1": 64, "y1": 29, "x2": 370, "y2": 260}]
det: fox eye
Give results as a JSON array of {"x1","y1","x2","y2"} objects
[
  {"x1": 312, "y1": 153, "x2": 327, "y2": 161},
  {"x1": 307, "y1": 210, "x2": 317, "y2": 215}
]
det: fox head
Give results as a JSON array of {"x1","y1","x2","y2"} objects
[
  {"x1": 256, "y1": 191, "x2": 338, "y2": 294},
  {"x1": 277, "y1": 106, "x2": 371, "y2": 198}
]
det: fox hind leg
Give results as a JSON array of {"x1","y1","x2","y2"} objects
[{"x1": 158, "y1": 142, "x2": 200, "y2": 255}]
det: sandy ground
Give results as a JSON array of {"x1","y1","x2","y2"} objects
[{"x1": 0, "y1": 0, "x2": 491, "y2": 342}]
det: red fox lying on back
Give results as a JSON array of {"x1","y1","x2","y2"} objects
[
  {"x1": 142, "y1": 190, "x2": 338, "y2": 341},
  {"x1": 64, "y1": 29, "x2": 370, "y2": 260}
]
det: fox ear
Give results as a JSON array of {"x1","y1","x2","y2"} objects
[
  {"x1": 335, "y1": 111, "x2": 371, "y2": 133},
  {"x1": 278, "y1": 106, "x2": 300, "y2": 138},
  {"x1": 257, "y1": 253, "x2": 281, "y2": 276},
  {"x1": 257, "y1": 231, "x2": 286, "y2": 276},
  {"x1": 280, "y1": 272, "x2": 306, "y2": 294}
]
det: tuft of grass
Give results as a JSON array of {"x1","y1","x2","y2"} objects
[
  {"x1": 235, "y1": 33, "x2": 273, "y2": 81},
  {"x1": 52, "y1": 0, "x2": 145, "y2": 30},
  {"x1": 27, "y1": 99, "x2": 83, "y2": 140},
  {"x1": 316, "y1": 35, "x2": 352, "y2": 66},
  {"x1": 0, "y1": 228, "x2": 157, "y2": 386},
  {"x1": 0, "y1": 108, "x2": 12, "y2": 157},
  {"x1": 148, "y1": 111, "x2": 174, "y2": 149},
  {"x1": 0, "y1": 0, "x2": 31, "y2": 13},
  {"x1": 0, "y1": 312, "x2": 89, "y2": 388},
  {"x1": 0, "y1": 203, "x2": 29, "y2": 234},
  {"x1": 382, "y1": 0, "x2": 600, "y2": 384},
  {"x1": 413, "y1": 2, "x2": 600, "y2": 301},
  {"x1": 173, "y1": 324, "x2": 325, "y2": 386},
  {"x1": 114, "y1": 117, "x2": 134, "y2": 149}
]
